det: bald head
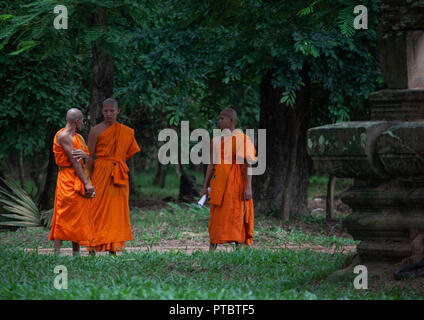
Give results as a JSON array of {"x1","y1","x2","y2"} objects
[
  {"x1": 220, "y1": 108, "x2": 237, "y2": 123},
  {"x1": 66, "y1": 108, "x2": 83, "y2": 123},
  {"x1": 218, "y1": 108, "x2": 238, "y2": 130},
  {"x1": 102, "y1": 98, "x2": 119, "y2": 110}
]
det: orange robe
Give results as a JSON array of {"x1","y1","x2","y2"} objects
[
  {"x1": 49, "y1": 129, "x2": 95, "y2": 243},
  {"x1": 208, "y1": 130, "x2": 257, "y2": 245},
  {"x1": 85, "y1": 122, "x2": 140, "y2": 252}
]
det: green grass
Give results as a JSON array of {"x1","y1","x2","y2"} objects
[
  {"x1": 0, "y1": 202, "x2": 356, "y2": 250},
  {"x1": 0, "y1": 172, "x2": 421, "y2": 300},
  {"x1": 129, "y1": 203, "x2": 210, "y2": 247},
  {"x1": 0, "y1": 202, "x2": 420, "y2": 300},
  {"x1": 0, "y1": 244, "x2": 421, "y2": 300}
]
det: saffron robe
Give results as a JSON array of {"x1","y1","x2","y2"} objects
[
  {"x1": 84, "y1": 122, "x2": 140, "y2": 252},
  {"x1": 48, "y1": 129, "x2": 95, "y2": 242},
  {"x1": 208, "y1": 130, "x2": 257, "y2": 245}
]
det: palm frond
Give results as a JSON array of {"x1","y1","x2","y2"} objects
[
  {"x1": 0, "y1": 178, "x2": 52, "y2": 228},
  {"x1": 0, "y1": 188, "x2": 39, "y2": 213},
  {"x1": 0, "y1": 182, "x2": 39, "y2": 213},
  {"x1": 0, "y1": 221, "x2": 41, "y2": 227},
  {"x1": 40, "y1": 208, "x2": 53, "y2": 228}
]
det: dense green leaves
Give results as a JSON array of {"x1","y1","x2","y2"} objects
[
  {"x1": 1, "y1": 0, "x2": 382, "y2": 147},
  {"x1": 0, "y1": 0, "x2": 382, "y2": 204}
]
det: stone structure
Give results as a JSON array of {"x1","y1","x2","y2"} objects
[{"x1": 307, "y1": 1, "x2": 424, "y2": 262}]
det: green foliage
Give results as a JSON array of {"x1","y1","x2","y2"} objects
[
  {"x1": 0, "y1": 0, "x2": 382, "y2": 211},
  {"x1": 182, "y1": 0, "x2": 381, "y2": 121},
  {"x1": 297, "y1": 0, "x2": 321, "y2": 17},
  {"x1": 0, "y1": 51, "x2": 90, "y2": 158},
  {"x1": 281, "y1": 89, "x2": 297, "y2": 108},
  {"x1": 0, "y1": 0, "x2": 382, "y2": 160},
  {"x1": 0, "y1": 0, "x2": 95, "y2": 159},
  {"x1": 337, "y1": 5, "x2": 357, "y2": 37}
]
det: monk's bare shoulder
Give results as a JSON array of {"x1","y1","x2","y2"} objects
[
  {"x1": 89, "y1": 122, "x2": 109, "y2": 139},
  {"x1": 57, "y1": 130, "x2": 72, "y2": 147},
  {"x1": 90, "y1": 123, "x2": 104, "y2": 135}
]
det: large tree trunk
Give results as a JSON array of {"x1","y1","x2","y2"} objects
[
  {"x1": 38, "y1": 140, "x2": 58, "y2": 211},
  {"x1": 38, "y1": 124, "x2": 63, "y2": 211},
  {"x1": 18, "y1": 149, "x2": 25, "y2": 189},
  {"x1": 153, "y1": 158, "x2": 168, "y2": 188},
  {"x1": 279, "y1": 63, "x2": 311, "y2": 220},
  {"x1": 0, "y1": 169, "x2": 7, "y2": 189},
  {"x1": 88, "y1": 7, "x2": 114, "y2": 127},
  {"x1": 128, "y1": 156, "x2": 137, "y2": 196},
  {"x1": 253, "y1": 64, "x2": 311, "y2": 218},
  {"x1": 279, "y1": 109, "x2": 300, "y2": 221},
  {"x1": 30, "y1": 158, "x2": 49, "y2": 203}
]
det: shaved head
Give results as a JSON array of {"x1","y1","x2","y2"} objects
[
  {"x1": 220, "y1": 108, "x2": 237, "y2": 123},
  {"x1": 102, "y1": 98, "x2": 119, "y2": 110},
  {"x1": 66, "y1": 108, "x2": 83, "y2": 123}
]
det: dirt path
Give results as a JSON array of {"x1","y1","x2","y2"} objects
[{"x1": 25, "y1": 243, "x2": 356, "y2": 256}]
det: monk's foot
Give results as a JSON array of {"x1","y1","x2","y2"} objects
[
  {"x1": 109, "y1": 251, "x2": 117, "y2": 256},
  {"x1": 234, "y1": 242, "x2": 247, "y2": 250},
  {"x1": 209, "y1": 244, "x2": 217, "y2": 251}
]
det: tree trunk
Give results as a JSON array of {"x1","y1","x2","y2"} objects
[
  {"x1": 153, "y1": 158, "x2": 168, "y2": 188},
  {"x1": 31, "y1": 159, "x2": 48, "y2": 203},
  {"x1": 128, "y1": 156, "x2": 137, "y2": 196},
  {"x1": 0, "y1": 169, "x2": 6, "y2": 189},
  {"x1": 254, "y1": 63, "x2": 311, "y2": 218},
  {"x1": 88, "y1": 7, "x2": 114, "y2": 127},
  {"x1": 18, "y1": 149, "x2": 25, "y2": 189},
  {"x1": 326, "y1": 175, "x2": 335, "y2": 221},
  {"x1": 38, "y1": 142, "x2": 58, "y2": 210},
  {"x1": 279, "y1": 110, "x2": 300, "y2": 221}
]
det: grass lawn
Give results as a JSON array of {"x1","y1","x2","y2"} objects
[{"x1": 0, "y1": 171, "x2": 422, "y2": 299}]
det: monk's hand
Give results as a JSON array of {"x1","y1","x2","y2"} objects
[
  {"x1": 72, "y1": 149, "x2": 88, "y2": 162},
  {"x1": 201, "y1": 187, "x2": 209, "y2": 197},
  {"x1": 244, "y1": 186, "x2": 252, "y2": 201},
  {"x1": 85, "y1": 182, "x2": 96, "y2": 197}
]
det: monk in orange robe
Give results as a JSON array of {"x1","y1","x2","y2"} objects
[
  {"x1": 83, "y1": 98, "x2": 140, "y2": 254},
  {"x1": 202, "y1": 108, "x2": 257, "y2": 250},
  {"x1": 49, "y1": 108, "x2": 96, "y2": 256}
]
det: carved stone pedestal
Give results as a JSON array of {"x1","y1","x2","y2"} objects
[
  {"x1": 308, "y1": 121, "x2": 424, "y2": 262},
  {"x1": 307, "y1": 1, "x2": 424, "y2": 264}
]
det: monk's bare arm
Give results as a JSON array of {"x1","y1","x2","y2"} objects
[
  {"x1": 87, "y1": 127, "x2": 99, "y2": 174},
  {"x1": 202, "y1": 164, "x2": 214, "y2": 195},
  {"x1": 59, "y1": 134, "x2": 95, "y2": 195},
  {"x1": 202, "y1": 140, "x2": 215, "y2": 196}
]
